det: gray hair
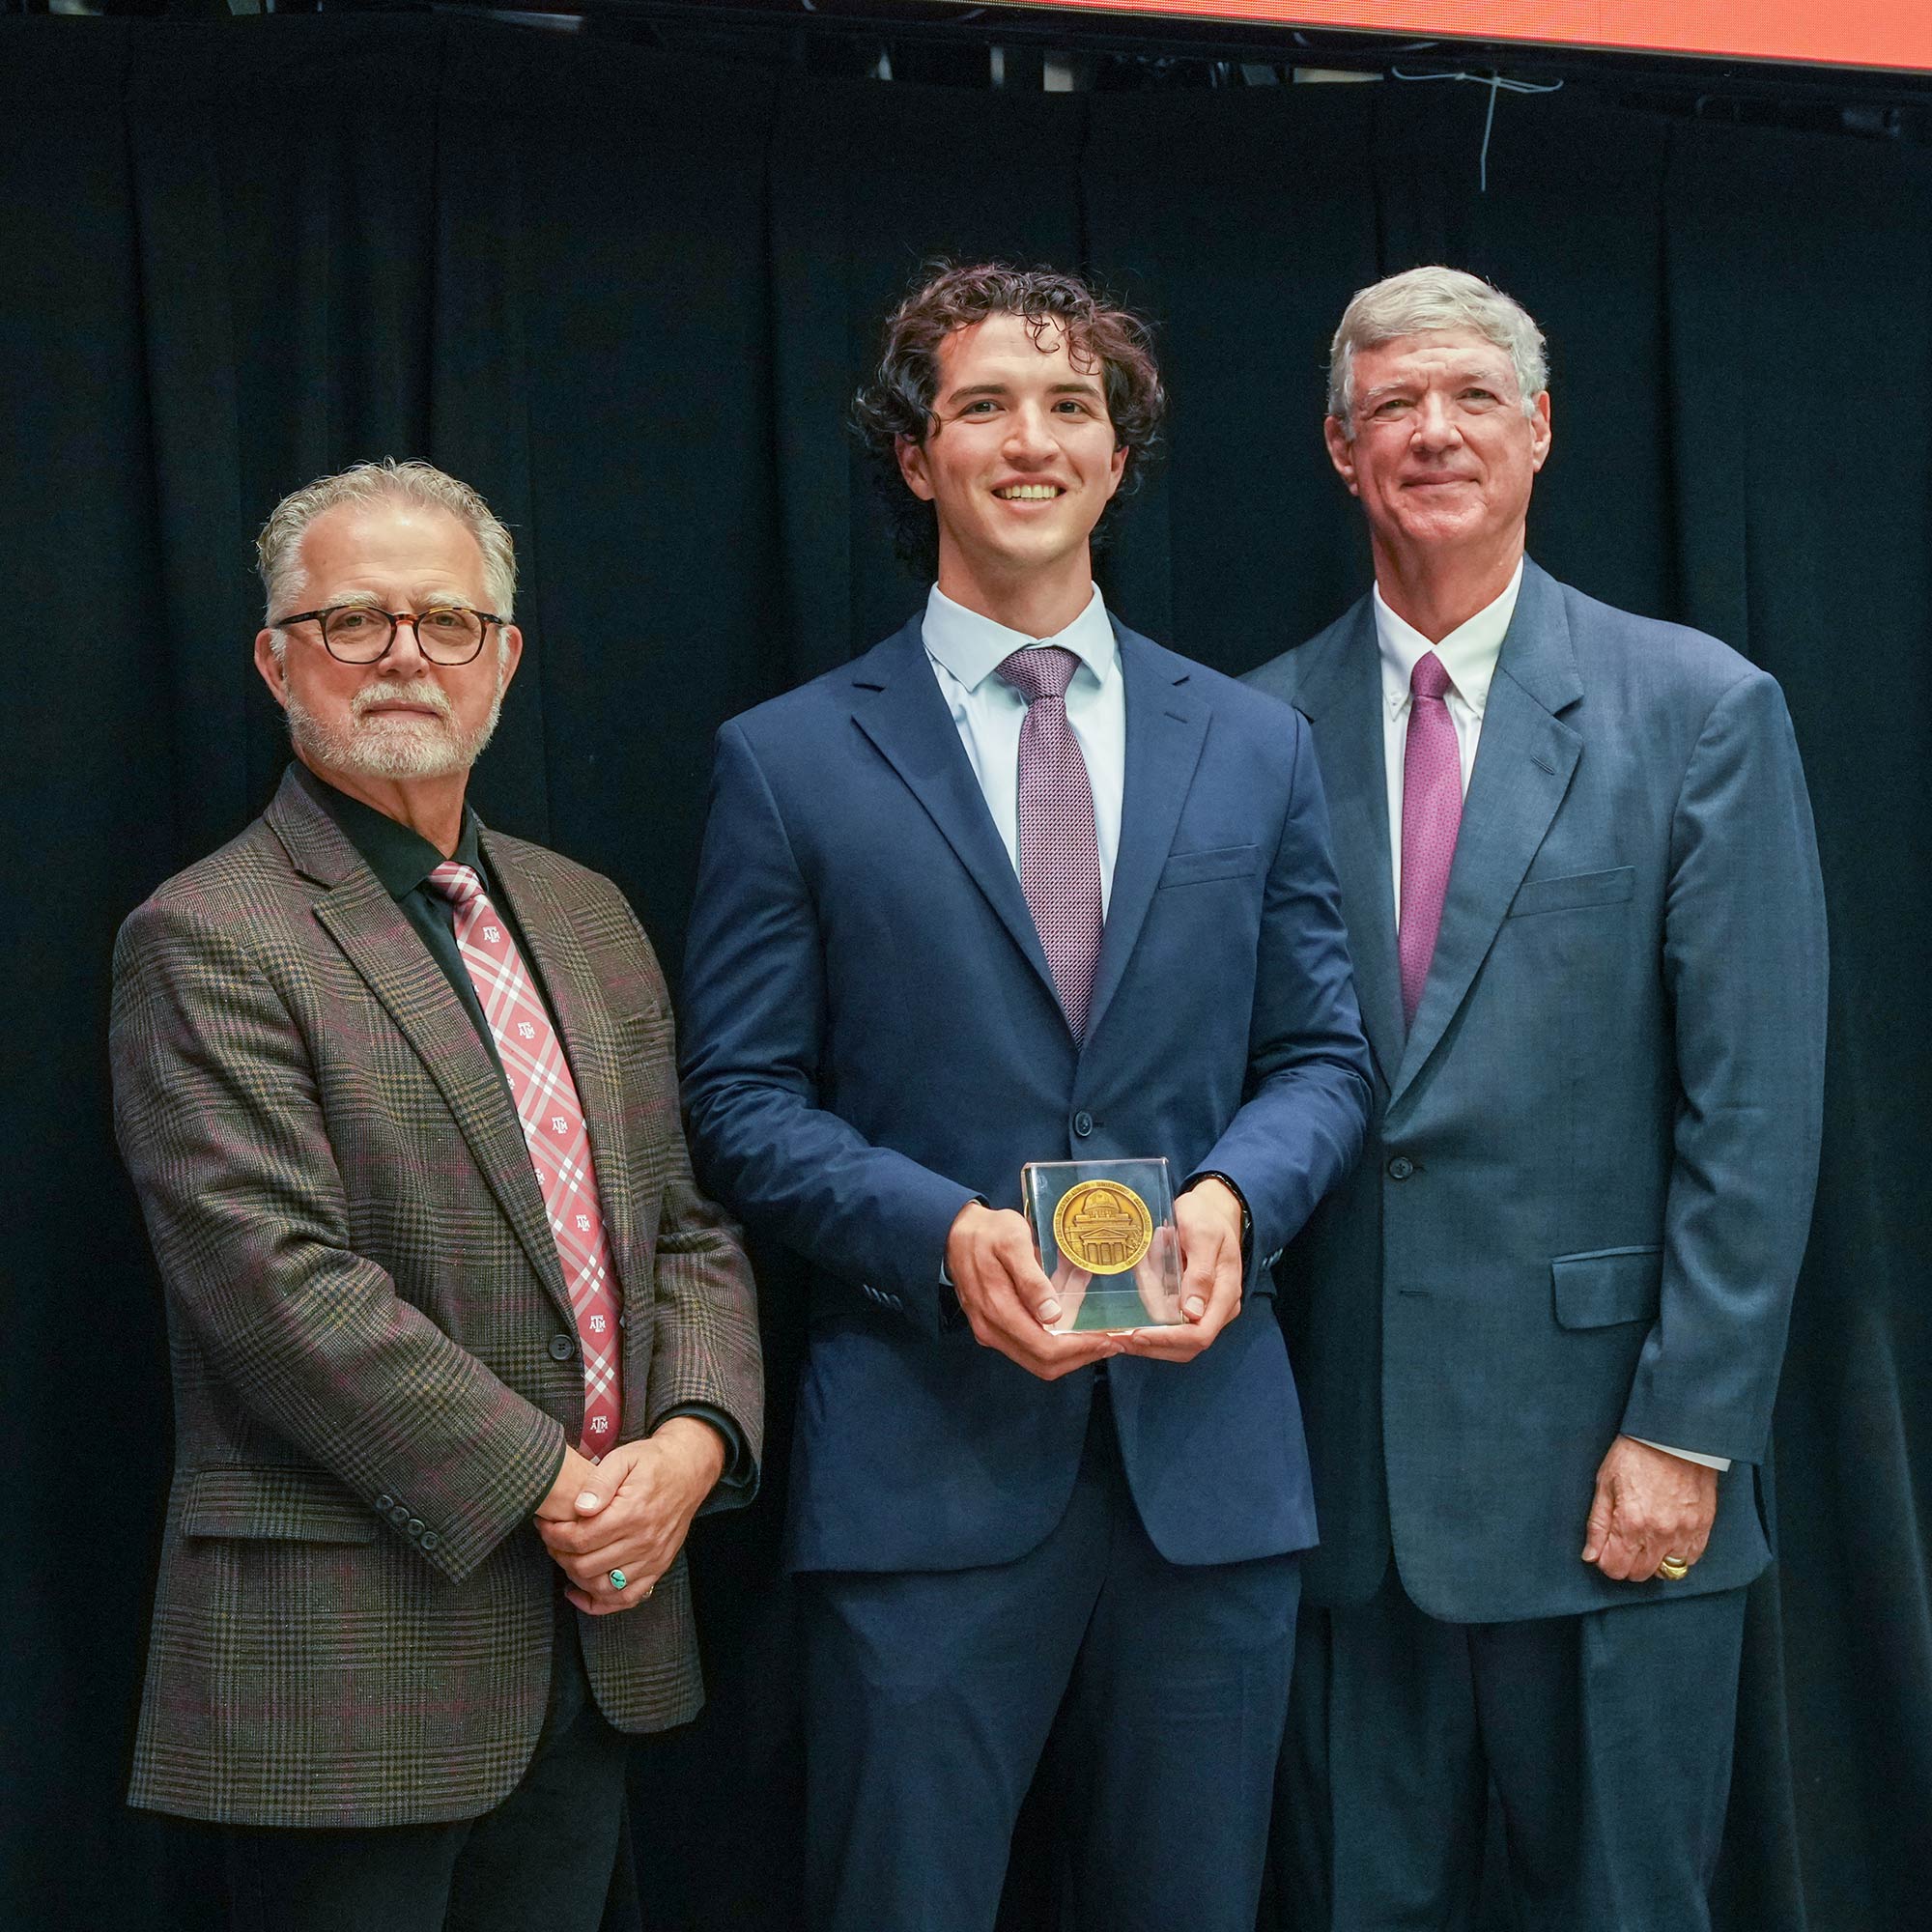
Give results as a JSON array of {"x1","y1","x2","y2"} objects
[
  {"x1": 257, "y1": 458, "x2": 518, "y2": 629},
  {"x1": 1327, "y1": 267, "x2": 1548, "y2": 438}
]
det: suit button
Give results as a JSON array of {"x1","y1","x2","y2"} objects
[
  {"x1": 1072, "y1": 1111, "x2": 1094, "y2": 1138},
  {"x1": 407, "y1": 1518, "x2": 424, "y2": 1537},
  {"x1": 420, "y1": 1531, "x2": 440, "y2": 1552},
  {"x1": 549, "y1": 1334, "x2": 577, "y2": 1362},
  {"x1": 389, "y1": 1505, "x2": 411, "y2": 1527},
  {"x1": 1387, "y1": 1155, "x2": 1414, "y2": 1180},
  {"x1": 376, "y1": 1494, "x2": 393, "y2": 1513}
]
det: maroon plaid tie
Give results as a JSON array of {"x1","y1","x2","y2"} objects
[
  {"x1": 1398, "y1": 650, "x2": 1463, "y2": 1029},
  {"x1": 427, "y1": 863, "x2": 622, "y2": 1458},
  {"x1": 997, "y1": 644, "x2": 1103, "y2": 1039}
]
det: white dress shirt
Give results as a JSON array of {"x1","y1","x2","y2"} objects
[
  {"x1": 1374, "y1": 562, "x2": 1727, "y2": 1475},
  {"x1": 922, "y1": 582, "x2": 1124, "y2": 914}
]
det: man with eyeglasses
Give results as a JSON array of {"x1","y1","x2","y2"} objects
[{"x1": 108, "y1": 459, "x2": 762, "y2": 1931}]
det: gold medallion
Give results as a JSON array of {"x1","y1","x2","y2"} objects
[{"x1": 1052, "y1": 1179, "x2": 1154, "y2": 1276}]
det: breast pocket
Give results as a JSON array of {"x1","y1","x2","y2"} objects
[
  {"x1": 1507, "y1": 866, "x2": 1635, "y2": 918},
  {"x1": 1155, "y1": 844, "x2": 1260, "y2": 890}
]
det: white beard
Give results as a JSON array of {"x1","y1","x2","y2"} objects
[{"x1": 282, "y1": 672, "x2": 504, "y2": 781}]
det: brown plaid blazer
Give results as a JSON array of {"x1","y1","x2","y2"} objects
[{"x1": 109, "y1": 769, "x2": 763, "y2": 1828}]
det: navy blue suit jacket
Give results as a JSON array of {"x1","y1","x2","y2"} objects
[
  {"x1": 1247, "y1": 562, "x2": 1828, "y2": 1622},
  {"x1": 680, "y1": 613, "x2": 1372, "y2": 1574}
]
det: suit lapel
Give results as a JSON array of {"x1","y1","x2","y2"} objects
[
  {"x1": 267, "y1": 776, "x2": 577, "y2": 1332},
  {"x1": 1289, "y1": 601, "x2": 1405, "y2": 1091},
  {"x1": 1390, "y1": 562, "x2": 1583, "y2": 1109},
  {"x1": 849, "y1": 621, "x2": 1061, "y2": 1009},
  {"x1": 483, "y1": 840, "x2": 639, "y2": 1301},
  {"x1": 1083, "y1": 627, "x2": 1208, "y2": 1046}
]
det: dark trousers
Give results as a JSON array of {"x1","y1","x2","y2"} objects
[
  {"x1": 222, "y1": 1600, "x2": 630, "y2": 1932},
  {"x1": 1275, "y1": 1565, "x2": 1749, "y2": 1932},
  {"x1": 802, "y1": 1383, "x2": 1300, "y2": 1932}
]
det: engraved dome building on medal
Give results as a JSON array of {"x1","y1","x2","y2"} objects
[{"x1": 1052, "y1": 1179, "x2": 1154, "y2": 1276}]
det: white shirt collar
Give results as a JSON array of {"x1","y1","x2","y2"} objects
[
  {"x1": 922, "y1": 582, "x2": 1117, "y2": 695},
  {"x1": 1374, "y1": 558, "x2": 1524, "y2": 719}
]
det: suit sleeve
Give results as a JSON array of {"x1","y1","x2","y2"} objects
[
  {"x1": 110, "y1": 901, "x2": 566, "y2": 1585},
  {"x1": 1618, "y1": 668, "x2": 1828, "y2": 1462},
  {"x1": 1193, "y1": 709, "x2": 1375, "y2": 1264},
  {"x1": 617, "y1": 913, "x2": 765, "y2": 1509},
  {"x1": 678, "y1": 721, "x2": 978, "y2": 1338}
]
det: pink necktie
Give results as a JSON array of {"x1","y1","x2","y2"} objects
[
  {"x1": 427, "y1": 863, "x2": 622, "y2": 1459},
  {"x1": 998, "y1": 644, "x2": 1104, "y2": 1039},
  {"x1": 1399, "y1": 651, "x2": 1463, "y2": 1030}
]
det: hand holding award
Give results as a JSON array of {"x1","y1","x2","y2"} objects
[
  {"x1": 944, "y1": 1200, "x2": 1127, "y2": 1381},
  {"x1": 1022, "y1": 1158, "x2": 1193, "y2": 1336},
  {"x1": 1122, "y1": 1175, "x2": 1246, "y2": 1360}
]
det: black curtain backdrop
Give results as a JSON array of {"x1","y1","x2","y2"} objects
[{"x1": 2, "y1": 16, "x2": 1927, "y2": 1930}]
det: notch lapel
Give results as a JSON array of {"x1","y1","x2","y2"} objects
[
  {"x1": 1288, "y1": 601, "x2": 1405, "y2": 1091},
  {"x1": 266, "y1": 776, "x2": 578, "y2": 1334},
  {"x1": 849, "y1": 623, "x2": 1061, "y2": 1010},
  {"x1": 483, "y1": 840, "x2": 639, "y2": 1303},
  {"x1": 1389, "y1": 563, "x2": 1584, "y2": 1110},
  {"x1": 310, "y1": 876, "x2": 579, "y2": 1333},
  {"x1": 1083, "y1": 628, "x2": 1208, "y2": 1046}
]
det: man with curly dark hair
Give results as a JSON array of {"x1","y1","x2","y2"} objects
[
  {"x1": 681, "y1": 261, "x2": 1371, "y2": 1931},
  {"x1": 851, "y1": 260, "x2": 1167, "y2": 579}
]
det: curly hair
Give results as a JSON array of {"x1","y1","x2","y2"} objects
[{"x1": 852, "y1": 261, "x2": 1166, "y2": 577}]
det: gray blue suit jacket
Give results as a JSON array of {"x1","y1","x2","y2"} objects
[{"x1": 1246, "y1": 560, "x2": 1827, "y2": 1623}]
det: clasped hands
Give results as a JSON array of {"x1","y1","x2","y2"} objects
[
  {"x1": 1580, "y1": 1434, "x2": 1719, "y2": 1583},
  {"x1": 945, "y1": 1177, "x2": 1245, "y2": 1381},
  {"x1": 532, "y1": 1416, "x2": 724, "y2": 1616}
]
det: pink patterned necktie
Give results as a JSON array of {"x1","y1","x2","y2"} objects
[
  {"x1": 998, "y1": 644, "x2": 1104, "y2": 1039},
  {"x1": 426, "y1": 862, "x2": 621, "y2": 1459},
  {"x1": 1399, "y1": 650, "x2": 1463, "y2": 1030}
]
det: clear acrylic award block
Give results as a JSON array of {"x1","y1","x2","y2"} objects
[{"x1": 1020, "y1": 1156, "x2": 1184, "y2": 1334}]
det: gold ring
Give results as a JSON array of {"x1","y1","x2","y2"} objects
[{"x1": 1658, "y1": 1554, "x2": 1690, "y2": 1581}]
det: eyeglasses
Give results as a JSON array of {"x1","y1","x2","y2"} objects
[{"x1": 273, "y1": 604, "x2": 504, "y2": 666}]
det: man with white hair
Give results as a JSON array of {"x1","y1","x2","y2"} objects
[
  {"x1": 109, "y1": 460, "x2": 761, "y2": 1930},
  {"x1": 1249, "y1": 270, "x2": 1828, "y2": 1930}
]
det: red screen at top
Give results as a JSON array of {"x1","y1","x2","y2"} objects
[{"x1": 1003, "y1": 2, "x2": 1932, "y2": 73}]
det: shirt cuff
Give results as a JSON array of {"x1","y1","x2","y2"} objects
[
  {"x1": 659, "y1": 1403, "x2": 758, "y2": 1509},
  {"x1": 1633, "y1": 1436, "x2": 1733, "y2": 1472}
]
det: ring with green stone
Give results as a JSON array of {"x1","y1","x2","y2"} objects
[{"x1": 608, "y1": 1569, "x2": 628, "y2": 1591}]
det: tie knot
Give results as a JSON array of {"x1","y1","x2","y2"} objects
[
  {"x1": 1410, "y1": 651, "x2": 1453, "y2": 703},
  {"x1": 426, "y1": 860, "x2": 484, "y2": 910},
  {"x1": 997, "y1": 643, "x2": 1080, "y2": 706}
]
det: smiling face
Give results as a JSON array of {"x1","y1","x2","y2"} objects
[
  {"x1": 254, "y1": 496, "x2": 522, "y2": 791},
  {"x1": 1325, "y1": 327, "x2": 1551, "y2": 573},
  {"x1": 895, "y1": 311, "x2": 1126, "y2": 611}
]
